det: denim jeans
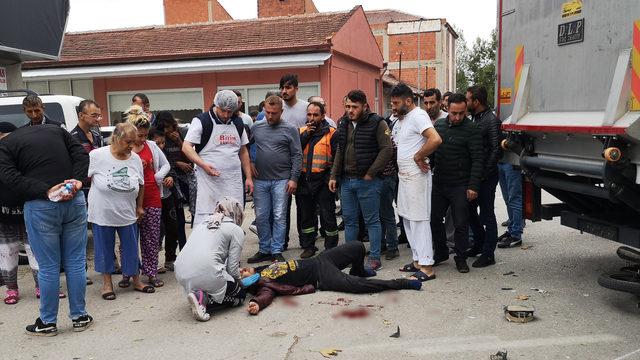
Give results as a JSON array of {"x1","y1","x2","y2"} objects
[
  {"x1": 468, "y1": 172, "x2": 499, "y2": 257},
  {"x1": 340, "y1": 177, "x2": 383, "y2": 260},
  {"x1": 23, "y1": 192, "x2": 88, "y2": 324},
  {"x1": 379, "y1": 175, "x2": 398, "y2": 252},
  {"x1": 254, "y1": 179, "x2": 289, "y2": 254},
  {"x1": 498, "y1": 162, "x2": 524, "y2": 239}
]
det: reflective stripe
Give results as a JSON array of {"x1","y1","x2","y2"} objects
[
  {"x1": 301, "y1": 227, "x2": 316, "y2": 234},
  {"x1": 324, "y1": 230, "x2": 339, "y2": 236}
]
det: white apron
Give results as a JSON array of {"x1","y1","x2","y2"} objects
[
  {"x1": 396, "y1": 157, "x2": 432, "y2": 221},
  {"x1": 194, "y1": 121, "x2": 244, "y2": 225}
]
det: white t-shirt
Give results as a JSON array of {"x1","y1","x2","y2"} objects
[
  {"x1": 239, "y1": 112, "x2": 253, "y2": 127},
  {"x1": 87, "y1": 147, "x2": 144, "y2": 227},
  {"x1": 392, "y1": 107, "x2": 434, "y2": 160},
  {"x1": 282, "y1": 99, "x2": 309, "y2": 128}
]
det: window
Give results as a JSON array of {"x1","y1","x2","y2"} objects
[
  {"x1": 107, "y1": 88, "x2": 204, "y2": 125},
  {"x1": 219, "y1": 83, "x2": 320, "y2": 116},
  {"x1": 25, "y1": 79, "x2": 94, "y2": 100}
]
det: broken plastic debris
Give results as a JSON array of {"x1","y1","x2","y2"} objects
[
  {"x1": 320, "y1": 348, "x2": 342, "y2": 358},
  {"x1": 504, "y1": 304, "x2": 535, "y2": 323},
  {"x1": 502, "y1": 271, "x2": 515, "y2": 276},
  {"x1": 531, "y1": 287, "x2": 549, "y2": 295},
  {"x1": 501, "y1": 287, "x2": 514, "y2": 291},
  {"x1": 389, "y1": 326, "x2": 400, "y2": 338},
  {"x1": 490, "y1": 350, "x2": 508, "y2": 360},
  {"x1": 383, "y1": 319, "x2": 392, "y2": 326},
  {"x1": 520, "y1": 245, "x2": 534, "y2": 250},
  {"x1": 515, "y1": 294, "x2": 529, "y2": 301}
]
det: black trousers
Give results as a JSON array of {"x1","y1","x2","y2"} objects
[
  {"x1": 297, "y1": 185, "x2": 338, "y2": 250},
  {"x1": 315, "y1": 242, "x2": 410, "y2": 293},
  {"x1": 206, "y1": 280, "x2": 246, "y2": 311},
  {"x1": 431, "y1": 184, "x2": 470, "y2": 259},
  {"x1": 161, "y1": 193, "x2": 184, "y2": 263}
]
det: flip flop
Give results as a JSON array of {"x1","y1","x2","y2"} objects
[
  {"x1": 118, "y1": 277, "x2": 131, "y2": 288},
  {"x1": 101, "y1": 292, "x2": 116, "y2": 300},
  {"x1": 149, "y1": 278, "x2": 164, "y2": 288},
  {"x1": 399, "y1": 263, "x2": 419, "y2": 272},
  {"x1": 411, "y1": 270, "x2": 436, "y2": 282},
  {"x1": 134, "y1": 285, "x2": 155, "y2": 294}
]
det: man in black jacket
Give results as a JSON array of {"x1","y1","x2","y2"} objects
[
  {"x1": 464, "y1": 85, "x2": 503, "y2": 267},
  {"x1": 0, "y1": 125, "x2": 92, "y2": 336},
  {"x1": 431, "y1": 94, "x2": 483, "y2": 273},
  {"x1": 329, "y1": 90, "x2": 393, "y2": 271},
  {"x1": 21, "y1": 95, "x2": 64, "y2": 128}
]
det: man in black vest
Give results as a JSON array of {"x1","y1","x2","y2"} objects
[{"x1": 329, "y1": 90, "x2": 393, "y2": 271}]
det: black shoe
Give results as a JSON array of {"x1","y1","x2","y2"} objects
[
  {"x1": 498, "y1": 236, "x2": 522, "y2": 248},
  {"x1": 463, "y1": 247, "x2": 481, "y2": 258},
  {"x1": 472, "y1": 255, "x2": 496, "y2": 268},
  {"x1": 72, "y1": 314, "x2": 94, "y2": 332},
  {"x1": 26, "y1": 318, "x2": 57, "y2": 337},
  {"x1": 501, "y1": 220, "x2": 510, "y2": 227},
  {"x1": 385, "y1": 249, "x2": 399, "y2": 260},
  {"x1": 397, "y1": 233, "x2": 408, "y2": 244},
  {"x1": 433, "y1": 256, "x2": 449, "y2": 266},
  {"x1": 272, "y1": 253, "x2": 286, "y2": 262},
  {"x1": 454, "y1": 256, "x2": 469, "y2": 273},
  {"x1": 247, "y1": 251, "x2": 272, "y2": 264},
  {"x1": 299, "y1": 248, "x2": 317, "y2": 259},
  {"x1": 497, "y1": 231, "x2": 511, "y2": 242}
]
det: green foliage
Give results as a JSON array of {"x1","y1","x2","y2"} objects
[{"x1": 456, "y1": 28, "x2": 497, "y2": 108}]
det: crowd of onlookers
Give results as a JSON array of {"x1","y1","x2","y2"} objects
[{"x1": 0, "y1": 72, "x2": 524, "y2": 333}]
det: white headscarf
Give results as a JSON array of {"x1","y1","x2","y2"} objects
[{"x1": 206, "y1": 196, "x2": 244, "y2": 229}]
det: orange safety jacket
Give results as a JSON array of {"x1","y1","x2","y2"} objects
[{"x1": 299, "y1": 125, "x2": 335, "y2": 173}]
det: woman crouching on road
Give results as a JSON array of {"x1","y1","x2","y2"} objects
[
  {"x1": 124, "y1": 106, "x2": 171, "y2": 289},
  {"x1": 175, "y1": 197, "x2": 246, "y2": 321},
  {"x1": 88, "y1": 122, "x2": 154, "y2": 300}
]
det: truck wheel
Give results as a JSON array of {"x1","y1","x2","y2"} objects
[
  {"x1": 598, "y1": 272, "x2": 640, "y2": 295},
  {"x1": 603, "y1": 147, "x2": 621, "y2": 162},
  {"x1": 617, "y1": 246, "x2": 640, "y2": 263}
]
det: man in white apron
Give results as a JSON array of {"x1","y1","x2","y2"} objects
[
  {"x1": 390, "y1": 84, "x2": 442, "y2": 282},
  {"x1": 183, "y1": 90, "x2": 253, "y2": 226}
]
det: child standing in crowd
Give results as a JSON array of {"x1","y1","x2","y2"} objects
[
  {"x1": 126, "y1": 106, "x2": 171, "y2": 288},
  {"x1": 88, "y1": 123, "x2": 155, "y2": 299},
  {"x1": 149, "y1": 127, "x2": 182, "y2": 272}
]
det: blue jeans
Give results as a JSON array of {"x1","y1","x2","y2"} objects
[
  {"x1": 340, "y1": 177, "x2": 383, "y2": 260},
  {"x1": 498, "y1": 162, "x2": 524, "y2": 238},
  {"x1": 93, "y1": 223, "x2": 140, "y2": 276},
  {"x1": 254, "y1": 179, "x2": 289, "y2": 254},
  {"x1": 23, "y1": 192, "x2": 88, "y2": 324},
  {"x1": 468, "y1": 172, "x2": 499, "y2": 257},
  {"x1": 379, "y1": 175, "x2": 398, "y2": 251}
]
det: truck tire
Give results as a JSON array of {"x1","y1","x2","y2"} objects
[
  {"x1": 598, "y1": 272, "x2": 640, "y2": 295},
  {"x1": 617, "y1": 246, "x2": 640, "y2": 264}
]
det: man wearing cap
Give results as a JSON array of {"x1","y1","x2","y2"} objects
[{"x1": 182, "y1": 90, "x2": 254, "y2": 226}]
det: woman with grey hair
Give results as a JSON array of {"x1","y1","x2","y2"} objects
[{"x1": 174, "y1": 196, "x2": 246, "y2": 321}]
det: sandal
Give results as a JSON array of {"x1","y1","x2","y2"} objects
[
  {"x1": 118, "y1": 277, "x2": 131, "y2": 288},
  {"x1": 101, "y1": 291, "x2": 116, "y2": 300},
  {"x1": 35, "y1": 288, "x2": 66, "y2": 299},
  {"x1": 4, "y1": 289, "x2": 19, "y2": 305},
  {"x1": 134, "y1": 285, "x2": 155, "y2": 294},
  {"x1": 399, "y1": 263, "x2": 419, "y2": 272},
  {"x1": 411, "y1": 270, "x2": 436, "y2": 282},
  {"x1": 149, "y1": 277, "x2": 164, "y2": 288}
]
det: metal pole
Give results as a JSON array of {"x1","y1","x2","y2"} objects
[
  {"x1": 399, "y1": 52, "x2": 403, "y2": 81},
  {"x1": 417, "y1": 19, "x2": 422, "y2": 91}
]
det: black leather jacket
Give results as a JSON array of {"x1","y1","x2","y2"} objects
[{"x1": 471, "y1": 109, "x2": 502, "y2": 179}]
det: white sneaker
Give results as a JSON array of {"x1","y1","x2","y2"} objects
[
  {"x1": 187, "y1": 291, "x2": 210, "y2": 322},
  {"x1": 249, "y1": 224, "x2": 258, "y2": 235}
]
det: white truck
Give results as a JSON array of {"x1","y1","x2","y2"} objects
[{"x1": 496, "y1": 1, "x2": 640, "y2": 294}]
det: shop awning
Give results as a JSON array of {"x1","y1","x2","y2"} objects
[{"x1": 22, "y1": 52, "x2": 331, "y2": 80}]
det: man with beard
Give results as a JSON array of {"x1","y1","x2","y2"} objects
[
  {"x1": 423, "y1": 88, "x2": 448, "y2": 122},
  {"x1": 390, "y1": 84, "x2": 442, "y2": 281},
  {"x1": 329, "y1": 90, "x2": 392, "y2": 271}
]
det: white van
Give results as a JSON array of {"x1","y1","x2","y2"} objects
[{"x1": 0, "y1": 90, "x2": 84, "y2": 129}]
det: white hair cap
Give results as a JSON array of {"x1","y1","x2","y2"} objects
[{"x1": 214, "y1": 90, "x2": 239, "y2": 112}]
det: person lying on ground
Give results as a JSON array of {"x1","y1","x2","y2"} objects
[
  {"x1": 241, "y1": 241, "x2": 422, "y2": 315},
  {"x1": 174, "y1": 197, "x2": 246, "y2": 321}
]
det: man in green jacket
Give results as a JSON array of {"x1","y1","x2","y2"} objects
[{"x1": 430, "y1": 93, "x2": 483, "y2": 273}]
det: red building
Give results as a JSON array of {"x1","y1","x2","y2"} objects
[{"x1": 22, "y1": 1, "x2": 383, "y2": 125}]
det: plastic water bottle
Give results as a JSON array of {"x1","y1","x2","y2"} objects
[{"x1": 48, "y1": 182, "x2": 75, "y2": 202}]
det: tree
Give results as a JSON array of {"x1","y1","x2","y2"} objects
[{"x1": 456, "y1": 29, "x2": 497, "y2": 108}]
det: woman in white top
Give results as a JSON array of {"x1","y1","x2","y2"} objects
[
  {"x1": 175, "y1": 197, "x2": 246, "y2": 321},
  {"x1": 88, "y1": 123, "x2": 154, "y2": 300}
]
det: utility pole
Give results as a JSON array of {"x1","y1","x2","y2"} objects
[{"x1": 397, "y1": 41, "x2": 404, "y2": 81}]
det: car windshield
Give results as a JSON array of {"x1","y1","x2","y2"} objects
[{"x1": 0, "y1": 102, "x2": 65, "y2": 127}]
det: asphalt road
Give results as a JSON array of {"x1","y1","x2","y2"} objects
[{"x1": 1, "y1": 194, "x2": 639, "y2": 360}]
